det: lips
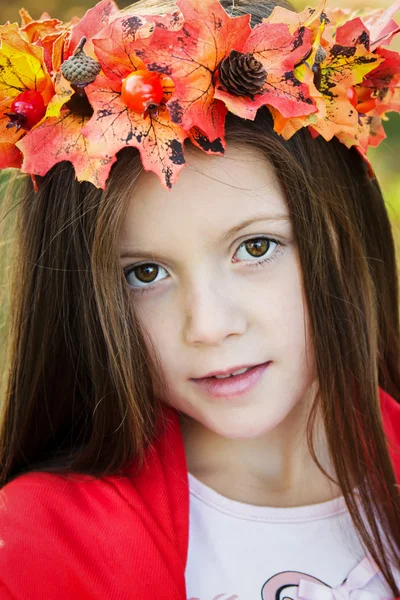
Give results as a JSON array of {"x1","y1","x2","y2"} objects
[{"x1": 191, "y1": 361, "x2": 271, "y2": 399}]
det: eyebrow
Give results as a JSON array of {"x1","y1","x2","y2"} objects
[
  {"x1": 219, "y1": 214, "x2": 290, "y2": 243},
  {"x1": 120, "y1": 214, "x2": 290, "y2": 259}
]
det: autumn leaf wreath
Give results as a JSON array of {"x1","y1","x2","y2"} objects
[{"x1": 1, "y1": 0, "x2": 400, "y2": 190}]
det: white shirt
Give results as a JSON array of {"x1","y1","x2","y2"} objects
[{"x1": 185, "y1": 472, "x2": 397, "y2": 600}]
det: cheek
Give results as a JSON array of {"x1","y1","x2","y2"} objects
[
  {"x1": 279, "y1": 286, "x2": 312, "y2": 351},
  {"x1": 135, "y1": 300, "x2": 179, "y2": 367},
  {"x1": 256, "y1": 261, "x2": 316, "y2": 380},
  {"x1": 254, "y1": 258, "x2": 311, "y2": 340}
]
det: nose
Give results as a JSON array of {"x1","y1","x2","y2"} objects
[{"x1": 182, "y1": 275, "x2": 247, "y2": 347}]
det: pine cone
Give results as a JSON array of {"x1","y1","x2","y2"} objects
[
  {"x1": 61, "y1": 37, "x2": 101, "y2": 85},
  {"x1": 218, "y1": 51, "x2": 266, "y2": 97}
]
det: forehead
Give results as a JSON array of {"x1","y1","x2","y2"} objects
[{"x1": 119, "y1": 142, "x2": 289, "y2": 242}]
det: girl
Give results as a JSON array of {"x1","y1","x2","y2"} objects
[{"x1": 0, "y1": 0, "x2": 400, "y2": 598}]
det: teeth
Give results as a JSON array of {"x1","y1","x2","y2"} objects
[
  {"x1": 232, "y1": 368, "x2": 249, "y2": 376},
  {"x1": 214, "y1": 367, "x2": 250, "y2": 379}
]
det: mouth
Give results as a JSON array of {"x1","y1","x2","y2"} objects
[
  {"x1": 192, "y1": 362, "x2": 267, "y2": 380},
  {"x1": 190, "y1": 361, "x2": 272, "y2": 399}
]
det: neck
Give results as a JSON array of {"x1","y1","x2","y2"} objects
[{"x1": 178, "y1": 396, "x2": 341, "y2": 508}]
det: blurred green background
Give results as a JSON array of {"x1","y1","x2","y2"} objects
[{"x1": 0, "y1": 0, "x2": 399, "y2": 251}]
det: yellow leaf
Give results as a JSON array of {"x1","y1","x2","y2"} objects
[{"x1": 0, "y1": 25, "x2": 53, "y2": 103}]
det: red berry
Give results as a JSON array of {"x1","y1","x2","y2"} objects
[
  {"x1": 347, "y1": 87, "x2": 376, "y2": 115},
  {"x1": 6, "y1": 90, "x2": 46, "y2": 131},
  {"x1": 356, "y1": 99, "x2": 377, "y2": 115},
  {"x1": 347, "y1": 87, "x2": 358, "y2": 108},
  {"x1": 121, "y1": 70, "x2": 164, "y2": 115}
]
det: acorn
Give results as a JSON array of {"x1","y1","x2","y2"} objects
[
  {"x1": 312, "y1": 46, "x2": 327, "y2": 91},
  {"x1": 314, "y1": 45, "x2": 327, "y2": 66},
  {"x1": 61, "y1": 37, "x2": 101, "y2": 86},
  {"x1": 218, "y1": 50, "x2": 266, "y2": 98}
]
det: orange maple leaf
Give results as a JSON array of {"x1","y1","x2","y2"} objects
[
  {"x1": 128, "y1": 0, "x2": 251, "y2": 142},
  {"x1": 311, "y1": 34, "x2": 382, "y2": 140},
  {"x1": 214, "y1": 22, "x2": 316, "y2": 121},
  {"x1": 51, "y1": 31, "x2": 71, "y2": 74},
  {"x1": 265, "y1": 1, "x2": 327, "y2": 32},
  {"x1": 269, "y1": 9, "x2": 399, "y2": 145},
  {"x1": 0, "y1": 142, "x2": 22, "y2": 169},
  {"x1": 19, "y1": 9, "x2": 54, "y2": 27},
  {"x1": 90, "y1": 7, "x2": 184, "y2": 81},
  {"x1": 82, "y1": 75, "x2": 189, "y2": 189},
  {"x1": 281, "y1": 18, "x2": 383, "y2": 143},
  {"x1": 188, "y1": 124, "x2": 226, "y2": 155},
  {"x1": 335, "y1": 47, "x2": 400, "y2": 152},
  {"x1": 17, "y1": 111, "x2": 116, "y2": 188},
  {"x1": 390, "y1": 85, "x2": 400, "y2": 112},
  {"x1": 17, "y1": 10, "x2": 70, "y2": 74},
  {"x1": 91, "y1": 15, "x2": 149, "y2": 81},
  {"x1": 257, "y1": 10, "x2": 327, "y2": 139},
  {"x1": 16, "y1": 73, "x2": 116, "y2": 188},
  {"x1": 336, "y1": 112, "x2": 386, "y2": 152},
  {"x1": 19, "y1": 10, "x2": 63, "y2": 43}
]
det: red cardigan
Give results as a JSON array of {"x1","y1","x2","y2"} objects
[{"x1": 0, "y1": 388, "x2": 399, "y2": 599}]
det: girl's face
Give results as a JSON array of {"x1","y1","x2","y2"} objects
[{"x1": 119, "y1": 143, "x2": 317, "y2": 440}]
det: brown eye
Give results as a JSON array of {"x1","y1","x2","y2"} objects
[
  {"x1": 124, "y1": 262, "x2": 169, "y2": 290},
  {"x1": 235, "y1": 237, "x2": 280, "y2": 264},
  {"x1": 244, "y1": 238, "x2": 270, "y2": 257},
  {"x1": 134, "y1": 264, "x2": 159, "y2": 283}
]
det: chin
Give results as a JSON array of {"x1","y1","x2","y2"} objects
[{"x1": 201, "y1": 409, "x2": 288, "y2": 441}]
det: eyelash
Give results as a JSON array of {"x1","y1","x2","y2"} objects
[{"x1": 123, "y1": 236, "x2": 283, "y2": 295}]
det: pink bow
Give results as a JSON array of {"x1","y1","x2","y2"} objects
[{"x1": 298, "y1": 557, "x2": 384, "y2": 600}]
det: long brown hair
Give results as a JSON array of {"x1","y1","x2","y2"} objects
[{"x1": 1, "y1": 0, "x2": 400, "y2": 594}]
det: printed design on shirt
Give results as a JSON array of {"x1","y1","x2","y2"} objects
[
  {"x1": 261, "y1": 570, "x2": 329, "y2": 599},
  {"x1": 188, "y1": 556, "x2": 381, "y2": 600},
  {"x1": 261, "y1": 557, "x2": 380, "y2": 599},
  {"x1": 188, "y1": 596, "x2": 239, "y2": 600}
]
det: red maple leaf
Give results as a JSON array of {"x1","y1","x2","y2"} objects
[
  {"x1": 363, "y1": 0, "x2": 400, "y2": 49},
  {"x1": 336, "y1": 46, "x2": 400, "y2": 152},
  {"x1": 83, "y1": 75, "x2": 189, "y2": 189},
  {"x1": 128, "y1": 0, "x2": 251, "y2": 142},
  {"x1": 65, "y1": 0, "x2": 119, "y2": 62},
  {"x1": 359, "y1": 48, "x2": 400, "y2": 114},
  {"x1": 47, "y1": 0, "x2": 120, "y2": 76}
]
